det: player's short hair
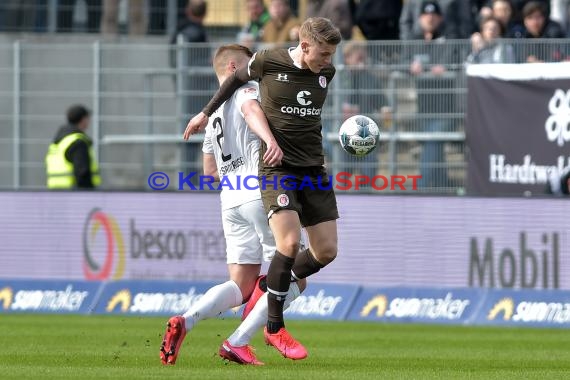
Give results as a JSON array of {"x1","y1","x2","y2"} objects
[
  {"x1": 66, "y1": 104, "x2": 90, "y2": 125},
  {"x1": 299, "y1": 17, "x2": 342, "y2": 46},
  {"x1": 213, "y1": 44, "x2": 254, "y2": 76}
]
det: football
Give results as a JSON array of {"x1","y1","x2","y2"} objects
[{"x1": 338, "y1": 115, "x2": 380, "y2": 156}]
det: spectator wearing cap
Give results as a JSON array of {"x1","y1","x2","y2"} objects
[
  {"x1": 516, "y1": 1, "x2": 566, "y2": 62},
  {"x1": 45, "y1": 105, "x2": 100, "y2": 189},
  {"x1": 406, "y1": 0, "x2": 459, "y2": 189},
  {"x1": 401, "y1": 0, "x2": 474, "y2": 40}
]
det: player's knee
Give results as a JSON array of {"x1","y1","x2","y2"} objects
[
  {"x1": 231, "y1": 277, "x2": 257, "y2": 302},
  {"x1": 314, "y1": 243, "x2": 337, "y2": 265},
  {"x1": 279, "y1": 239, "x2": 300, "y2": 256}
]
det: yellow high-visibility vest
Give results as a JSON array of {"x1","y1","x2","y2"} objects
[{"x1": 45, "y1": 132, "x2": 101, "y2": 189}]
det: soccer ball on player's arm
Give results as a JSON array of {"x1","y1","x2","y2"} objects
[{"x1": 338, "y1": 115, "x2": 380, "y2": 157}]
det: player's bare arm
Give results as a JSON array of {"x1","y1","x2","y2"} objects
[
  {"x1": 203, "y1": 153, "x2": 219, "y2": 181},
  {"x1": 241, "y1": 99, "x2": 283, "y2": 167}
]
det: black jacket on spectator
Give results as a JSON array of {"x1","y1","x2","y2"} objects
[
  {"x1": 355, "y1": 0, "x2": 403, "y2": 40},
  {"x1": 52, "y1": 125, "x2": 94, "y2": 189},
  {"x1": 169, "y1": 18, "x2": 207, "y2": 68},
  {"x1": 511, "y1": 0, "x2": 550, "y2": 21},
  {"x1": 400, "y1": 0, "x2": 473, "y2": 40},
  {"x1": 406, "y1": 29, "x2": 458, "y2": 115},
  {"x1": 516, "y1": 19, "x2": 566, "y2": 61}
]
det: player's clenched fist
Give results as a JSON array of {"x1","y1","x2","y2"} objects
[{"x1": 183, "y1": 112, "x2": 208, "y2": 140}]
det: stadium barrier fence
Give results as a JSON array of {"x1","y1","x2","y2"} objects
[{"x1": 2, "y1": 39, "x2": 570, "y2": 193}]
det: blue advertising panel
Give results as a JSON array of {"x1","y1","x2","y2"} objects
[
  {"x1": 284, "y1": 283, "x2": 360, "y2": 321},
  {"x1": 0, "y1": 280, "x2": 102, "y2": 314},
  {"x1": 92, "y1": 280, "x2": 239, "y2": 317},
  {"x1": 477, "y1": 289, "x2": 570, "y2": 328},
  {"x1": 93, "y1": 280, "x2": 360, "y2": 321},
  {"x1": 347, "y1": 287, "x2": 485, "y2": 325}
]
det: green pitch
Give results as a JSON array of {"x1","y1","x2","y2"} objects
[{"x1": 1, "y1": 315, "x2": 569, "y2": 380}]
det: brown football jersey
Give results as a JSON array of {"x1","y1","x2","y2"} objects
[{"x1": 247, "y1": 48, "x2": 335, "y2": 167}]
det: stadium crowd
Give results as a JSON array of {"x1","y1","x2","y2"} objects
[{"x1": 1, "y1": 1, "x2": 570, "y2": 44}]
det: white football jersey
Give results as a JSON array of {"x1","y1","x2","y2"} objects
[{"x1": 202, "y1": 81, "x2": 261, "y2": 210}]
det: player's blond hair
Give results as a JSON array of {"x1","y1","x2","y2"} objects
[
  {"x1": 213, "y1": 44, "x2": 254, "y2": 76},
  {"x1": 299, "y1": 17, "x2": 342, "y2": 46}
]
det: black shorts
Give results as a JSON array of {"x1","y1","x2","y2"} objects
[{"x1": 259, "y1": 165, "x2": 339, "y2": 227}]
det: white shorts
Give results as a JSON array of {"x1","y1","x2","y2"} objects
[{"x1": 222, "y1": 199, "x2": 276, "y2": 264}]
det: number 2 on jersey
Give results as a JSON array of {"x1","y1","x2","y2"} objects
[{"x1": 214, "y1": 117, "x2": 232, "y2": 162}]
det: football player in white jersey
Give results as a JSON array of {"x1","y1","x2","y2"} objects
[{"x1": 160, "y1": 44, "x2": 306, "y2": 366}]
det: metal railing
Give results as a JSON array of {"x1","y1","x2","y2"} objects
[
  {"x1": 0, "y1": 0, "x2": 242, "y2": 36},
  {"x1": 1, "y1": 38, "x2": 569, "y2": 193}
]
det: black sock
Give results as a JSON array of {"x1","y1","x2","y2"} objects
[
  {"x1": 291, "y1": 248, "x2": 324, "y2": 280},
  {"x1": 266, "y1": 250, "x2": 295, "y2": 333}
]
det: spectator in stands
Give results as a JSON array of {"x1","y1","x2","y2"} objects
[
  {"x1": 510, "y1": 0, "x2": 550, "y2": 21},
  {"x1": 262, "y1": 0, "x2": 301, "y2": 44},
  {"x1": 306, "y1": 0, "x2": 354, "y2": 40},
  {"x1": 242, "y1": 0, "x2": 271, "y2": 42},
  {"x1": 406, "y1": 1, "x2": 458, "y2": 189},
  {"x1": 101, "y1": 0, "x2": 145, "y2": 35},
  {"x1": 355, "y1": 0, "x2": 402, "y2": 41},
  {"x1": 550, "y1": 0, "x2": 570, "y2": 36},
  {"x1": 547, "y1": 166, "x2": 570, "y2": 195},
  {"x1": 486, "y1": 0, "x2": 525, "y2": 37},
  {"x1": 466, "y1": 16, "x2": 516, "y2": 63},
  {"x1": 0, "y1": 0, "x2": 36, "y2": 32},
  {"x1": 338, "y1": 42, "x2": 391, "y2": 180},
  {"x1": 45, "y1": 105, "x2": 100, "y2": 190},
  {"x1": 170, "y1": 0, "x2": 215, "y2": 179},
  {"x1": 170, "y1": 0, "x2": 208, "y2": 59},
  {"x1": 516, "y1": 1, "x2": 566, "y2": 62},
  {"x1": 148, "y1": 0, "x2": 187, "y2": 35},
  {"x1": 57, "y1": 0, "x2": 101, "y2": 33},
  {"x1": 400, "y1": 0, "x2": 473, "y2": 39},
  {"x1": 469, "y1": 0, "x2": 492, "y2": 34}
]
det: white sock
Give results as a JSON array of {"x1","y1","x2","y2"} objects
[
  {"x1": 227, "y1": 282, "x2": 301, "y2": 347},
  {"x1": 182, "y1": 280, "x2": 243, "y2": 331}
]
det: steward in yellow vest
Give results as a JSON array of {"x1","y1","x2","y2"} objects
[{"x1": 45, "y1": 105, "x2": 100, "y2": 189}]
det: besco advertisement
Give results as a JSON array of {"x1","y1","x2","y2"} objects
[
  {"x1": 0, "y1": 280, "x2": 101, "y2": 314},
  {"x1": 0, "y1": 192, "x2": 568, "y2": 290},
  {"x1": 0, "y1": 192, "x2": 228, "y2": 282}
]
